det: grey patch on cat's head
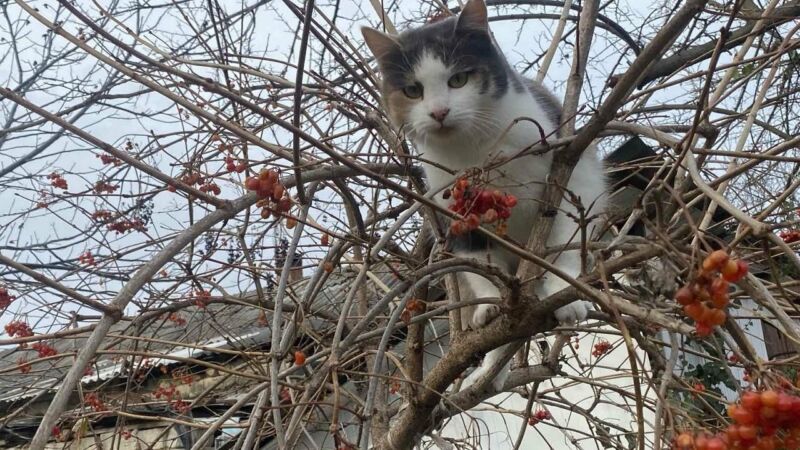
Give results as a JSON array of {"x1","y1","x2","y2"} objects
[
  {"x1": 361, "y1": 0, "x2": 512, "y2": 129},
  {"x1": 526, "y1": 79, "x2": 562, "y2": 126}
]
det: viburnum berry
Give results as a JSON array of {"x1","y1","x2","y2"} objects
[
  {"x1": 446, "y1": 176, "x2": 518, "y2": 235},
  {"x1": 244, "y1": 168, "x2": 292, "y2": 218},
  {"x1": 48, "y1": 172, "x2": 68, "y2": 190},
  {"x1": 592, "y1": 340, "x2": 612, "y2": 357},
  {"x1": 5, "y1": 320, "x2": 33, "y2": 338},
  {"x1": 527, "y1": 409, "x2": 552, "y2": 426},
  {"x1": 0, "y1": 287, "x2": 16, "y2": 309},
  {"x1": 779, "y1": 229, "x2": 800, "y2": 244},
  {"x1": 32, "y1": 342, "x2": 57, "y2": 358},
  {"x1": 17, "y1": 357, "x2": 31, "y2": 374},
  {"x1": 675, "y1": 250, "x2": 748, "y2": 337}
]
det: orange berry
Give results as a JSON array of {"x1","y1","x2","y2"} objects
[
  {"x1": 761, "y1": 390, "x2": 779, "y2": 408},
  {"x1": 684, "y1": 303, "x2": 705, "y2": 321},
  {"x1": 708, "y1": 309, "x2": 727, "y2": 326},
  {"x1": 721, "y1": 259, "x2": 739, "y2": 281},
  {"x1": 294, "y1": 351, "x2": 306, "y2": 365},
  {"x1": 703, "y1": 250, "x2": 730, "y2": 272},
  {"x1": 285, "y1": 216, "x2": 297, "y2": 229},
  {"x1": 676, "y1": 433, "x2": 693, "y2": 448}
]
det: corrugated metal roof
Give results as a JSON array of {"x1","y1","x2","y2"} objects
[{"x1": 0, "y1": 263, "x2": 406, "y2": 405}]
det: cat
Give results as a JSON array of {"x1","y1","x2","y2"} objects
[{"x1": 362, "y1": 0, "x2": 607, "y2": 391}]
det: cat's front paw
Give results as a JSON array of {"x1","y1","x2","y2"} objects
[
  {"x1": 554, "y1": 301, "x2": 589, "y2": 324},
  {"x1": 472, "y1": 303, "x2": 500, "y2": 328}
]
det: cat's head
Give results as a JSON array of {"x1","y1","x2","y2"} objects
[{"x1": 361, "y1": 0, "x2": 509, "y2": 144}]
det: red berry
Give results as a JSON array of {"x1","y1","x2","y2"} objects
[
  {"x1": 737, "y1": 424, "x2": 757, "y2": 440},
  {"x1": 503, "y1": 194, "x2": 518, "y2": 208},
  {"x1": 676, "y1": 287, "x2": 695, "y2": 305},
  {"x1": 245, "y1": 177, "x2": 260, "y2": 191},
  {"x1": 294, "y1": 351, "x2": 306, "y2": 365},
  {"x1": 706, "y1": 437, "x2": 725, "y2": 450},
  {"x1": 741, "y1": 391, "x2": 761, "y2": 411},
  {"x1": 695, "y1": 322, "x2": 714, "y2": 337},
  {"x1": 465, "y1": 213, "x2": 480, "y2": 230},
  {"x1": 733, "y1": 406, "x2": 757, "y2": 425}
]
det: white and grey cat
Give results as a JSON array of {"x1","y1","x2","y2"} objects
[{"x1": 363, "y1": 0, "x2": 607, "y2": 390}]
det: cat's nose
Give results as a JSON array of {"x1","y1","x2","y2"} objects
[{"x1": 429, "y1": 108, "x2": 450, "y2": 123}]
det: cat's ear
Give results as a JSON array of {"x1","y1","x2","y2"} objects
[
  {"x1": 456, "y1": 0, "x2": 489, "y2": 32},
  {"x1": 361, "y1": 27, "x2": 400, "y2": 62}
]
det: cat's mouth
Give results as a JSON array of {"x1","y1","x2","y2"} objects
[{"x1": 430, "y1": 123, "x2": 456, "y2": 135}]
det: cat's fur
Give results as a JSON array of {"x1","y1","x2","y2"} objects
[{"x1": 363, "y1": 0, "x2": 607, "y2": 390}]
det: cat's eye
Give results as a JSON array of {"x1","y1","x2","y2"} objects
[
  {"x1": 448, "y1": 72, "x2": 469, "y2": 88},
  {"x1": 402, "y1": 83, "x2": 423, "y2": 99}
]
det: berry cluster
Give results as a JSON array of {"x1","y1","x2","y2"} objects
[
  {"x1": 154, "y1": 384, "x2": 178, "y2": 400},
  {"x1": 155, "y1": 381, "x2": 191, "y2": 413},
  {"x1": 224, "y1": 155, "x2": 247, "y2": 173},
  {"x1": 48, "y1": 172, "x2": 68, "y2": 190},
  {"x1": 245, "y1": 169, "x2": 292, "y2": 219},
  {"x1": 675, "y1": 250, "x2": 748, "y2": 337},
  {"x1": 94, "y1": 180, "x2": 118, "y2": 194},
  {"x1": 0, "y1": 287, "x2": 16, "y2": 309},
  {"x1": 674, "y1": 431, "x2": 726, "y2": 450},
  {"x1": 79, "y1": 251, "x2": 95, "y2": 266},
  {"x1": 199, "y1": 181, "x2": 221, "y2": 195},
  {"x1": 84, "y1": 392, "x2": 105, "y2": 412},
  {"x1": 92, "y1": 210, "x2": 113, "y2": 221},
  {"x1": 17, "y1": 357, "x2": 31, "y2": 374},
  {"x1": 106, "y1": 218, "x2": 146, "y2": 234},
  {"x1": 675, "y1": 390, "x2": 800, "y2": 449},
  {"x1": 5, "y1": 321, "x2": 33, "y2": 338},
  {"x1": 172, "y1": 399, "x2": 190, "y2": 414},
  {"x1": 779, "y1": 230, "x2": 800, "y2": 244},
  {"x1": 193, "y1": 289, "x2": 210, "y2": 308},
  {"x1": 32, "y1": 342, "x2": 57, "y2": 358},
  {"x1": 528, "y1": 409, "x2": 552, "y2": 426},
  {"x1": 592, "y1": 340, "x2": 612, "y2": 357},
  {"x1": 401, "y1": 298, "x2": 426, "y2": 325},
  {"x1": 167, "y1": 313, "x2": 186, "y2": 326},
  {"x1": 96, "y1": 153, "x2": 122, "y2": 166},
  {"x1": 446, "y1": 177, "x2": 517, "y2": 236},
  {"x1": 724, "y1": 390, "x2": 800, "y2": 449}
]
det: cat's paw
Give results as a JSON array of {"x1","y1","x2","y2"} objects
[
  {"x1": 554, "y1": 301, "x2": 589, "y2": 324},
  {"x1": 472, "y1": 303, "x2": 500, "y2": 328}
]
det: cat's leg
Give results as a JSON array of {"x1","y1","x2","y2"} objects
[
  {"x1": 543, "y1": 155, "x2": 607, "y2": 323},
  {"x1": 453, "y1": 249, "x2": 513, "y2": 392}
]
